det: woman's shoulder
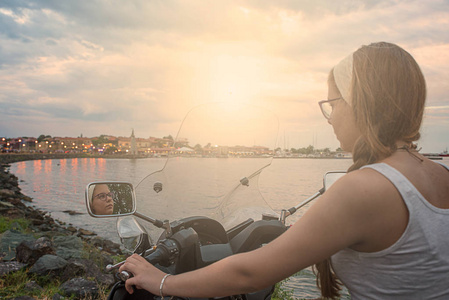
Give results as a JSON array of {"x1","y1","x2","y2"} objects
[
  {"x1": 333, "y1": 166, "x2": 394, "y2": 196},
  {"x1": 323, "y1": 166, "x2": 409, "y2": 251},
  {"x1": 325, "y1": 167, "x2": 403, "y2": 217}
]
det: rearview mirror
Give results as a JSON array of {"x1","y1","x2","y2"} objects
[
  {"x1": 85, "y1": 182, "x2": 136, "y2": 217},
  {"x1": 323, "y1": 171, "x2": 346, "y2": 191}
]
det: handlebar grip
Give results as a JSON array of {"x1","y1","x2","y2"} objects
[{"x1": 144, "y1": 247, "x2": 167, "y2": 265}]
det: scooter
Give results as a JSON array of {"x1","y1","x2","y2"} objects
[{"x1": 85, "y1": 103, "x2": 345, "y2": 299}]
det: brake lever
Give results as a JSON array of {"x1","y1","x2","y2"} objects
[{"x1": 105, "y1": 246, "x2": 157, "y2": 272}]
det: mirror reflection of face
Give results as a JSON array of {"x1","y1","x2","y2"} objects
[{"x1": 92, "y1": 184, "x2": 114, "y2": 215}]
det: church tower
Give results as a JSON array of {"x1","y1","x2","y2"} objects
[{"x1": 130, "y1": 129, "x2": 137, "y2": 155}]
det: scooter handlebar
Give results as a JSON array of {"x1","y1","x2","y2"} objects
[{"x1": 144, "y1": 246, "x2": 167, "y2": 264}]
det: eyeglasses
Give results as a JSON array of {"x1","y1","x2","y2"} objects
[
  {"x1": 318, "y1": 97, "x2": 341, "y2": 120},
  {"x1": 93, "y1": 192, "x2": 114, "y2": 201}
]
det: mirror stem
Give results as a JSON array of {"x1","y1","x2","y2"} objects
[
  {"x1": 293, "y1": 191, "x2": 322, "y2": 211},
  {"x1": 281, "y1": 190, "x2": 324, "y2": 224},
  {"x1": 163, "y1": 220, "x2": 172, "y2": 237},
  {"x1": 134, "y1": 212, "x2": 164, "y2": 228}
]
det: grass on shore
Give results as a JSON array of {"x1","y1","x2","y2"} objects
[
  {"x1": 0, "y1": 216, "x2": 30, "y2": 234},
  {"x1": 272, "y1": 276, "x2": 296, "y2": 300},
  {"x1": 0, "y1": 268, "x2": 110, "y2": 299},
  {"x1": 0, "y1": 216, "x2": 112, "y2": 299},
  {"x1": 0, "y1": 269, "x2": 62, "y2": 299}
]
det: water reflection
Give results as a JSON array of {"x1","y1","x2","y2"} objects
[
  {"x1": 33, "y1": 160, "x2": 42, "y2": 174},
  {"x1": 44, "y1": 159, "x2": 52, "y2": 174},
  {"x1": 59, "y1": 159, "x2": 67, "y2": 173},
  {"x1": 15, "y1": 161, "x2": 26, "y2": 175},
  {"x1": 70, "y1": 158, "x2": 78, "y2": 172}
]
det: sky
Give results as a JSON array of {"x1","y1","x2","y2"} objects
[{"x1": 0, "y1": 0, "x2": 448, "y2": 153}]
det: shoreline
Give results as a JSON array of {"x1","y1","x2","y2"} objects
[{"x1": 0, "y1": 155, "x2": 124, "y2": 299}]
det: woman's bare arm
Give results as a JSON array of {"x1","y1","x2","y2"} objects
[{"x1": 120, "y1": 168, "x2": 403, "y2": 297}]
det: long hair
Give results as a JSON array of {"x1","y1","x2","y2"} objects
[{"x1": 314, "y1": 42, "x2": 426, "y2": 299}]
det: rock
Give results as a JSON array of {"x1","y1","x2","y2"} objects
[
  {"x1": 61, "y1": 258, "x2": 115, "y2": 288},
  {"x1": 25, "y1": 209, "x2": 44, "y2": 220},
  {"x1": 60, "y1": 260, "x2": 86, "y2": 282},
  {"x1": 66, "y1": 226, "x2": 77, "y2": 233},
  {"x1": 0, "y1": 200, "x2": 14, "y2": 208},
  {"x1": 101, "y1": 253, "x2": 114, "y2": 266},
  {"x1": 78, "y1": 228, "x2": 95, "y2": 236},
  {"x1": 2, "y1": 207, "x2": 25, "y2": 218},
  {"x1": 52, "y1": 294, "x2": 65, "y2": 300},
  {"x1": 29, "y1": 254, "x2": 67, "y2": 276},
  {"x1": 37, "y1": 223, "x2": 53, "y2": 232},
  {"x1": 56, "y1": 248, "x2": 83, "y2": 260},
  {"x1": 0, "y1": 230, "x2": 36, "y2": 261},
  {"x1": 53, "y1": 235, "x2": 83, "y2": 249},
  {"x1": 21, "y1": 195, "x2": 33, "y2": 202},
  {"x1": 16, "y1": 237, "x2": 55, "y2": 264},
  {"x1": 62, "y1": 210, "x2": 83, "y2": 215},
  {"x1": 95, "y1": 272, "x2": 116, "y2": 288},
  {"x1": 24, "y1": 280, "x2": 43, "y2": 291},
  {"x1": 4, "y1": 197, "x2": 26, "y2": 208},
  {"x1": 0, "y1": 261, "x2": 27, "y2": 276},
  {"x1": 31, "y1": 218, "x2": 45, "y2": 226},
  {"x1": 91, "y1": 236, "x2": 122, "y2": 255},
  {"x1": 60, "y1": 277, "x2": 99, "y2": 299},
  {"x1": 10, "y1": 187, "x2": 20, "y2": 193},
  {"x1": 9, "y1": 296, "x2": 35, "y2": 300},
  {"x1": 0, "y1": 189, "x2": 15, "y2": 197}
]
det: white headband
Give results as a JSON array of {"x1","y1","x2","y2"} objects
[
  {"x1": 88, "y1": 184, "x2": 96, "y2": 206},
  {"x1": 333, "y1": 53, "x2": 354, "y2": 105}
]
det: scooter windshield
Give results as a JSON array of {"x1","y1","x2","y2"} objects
[{"x1": 135, "y1": 102, "x2": 279, "y2": 241}]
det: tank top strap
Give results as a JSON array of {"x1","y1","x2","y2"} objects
[
  {"x1": 360, "y1": 163, "x2": 419, "y2": 211},
  {"x1": 360, "y1": 162, "x2": 414, "y2": 192},
  {"x1": 436, "y1": 161, "x2": 449, "y2": 171},
  {"x1": 361, "y1": 162, "x2": 449, "y2": 214}
]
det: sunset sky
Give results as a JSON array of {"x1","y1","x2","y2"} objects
[{"x1": 1, "y1": 0, "x2": 448, "y2": 152}]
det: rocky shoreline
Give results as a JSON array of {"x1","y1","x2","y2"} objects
[{"x1": 0, "y1": 156, "x2": 125, "y2": 299}]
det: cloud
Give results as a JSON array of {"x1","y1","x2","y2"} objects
[{"x1": 0, "y1": 0, "x2": 448, "y2": 152}]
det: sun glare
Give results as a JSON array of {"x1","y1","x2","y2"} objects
[{"x1": 204, "y1": 51, "x2": 264, "y2": 105}]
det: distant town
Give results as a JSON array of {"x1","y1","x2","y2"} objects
[
  {"x1": 0, "y1": 130, "x2": 352, "y2": 159},
  {"x1": 1, "y1": 131, "x2": 187, "y2": 157}
]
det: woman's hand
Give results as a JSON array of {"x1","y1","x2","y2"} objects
[{"x1": 118, "y1": 254, "x2": 167, "y2": 295}]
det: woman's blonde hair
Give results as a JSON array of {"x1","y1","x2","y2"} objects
[{"x1": 314, "y1": 42, "x2": 426, "y2": 299}]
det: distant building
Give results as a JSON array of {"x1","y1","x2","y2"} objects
[
  {"x1": 130, "y1": 129, "x2": 137, "y2": 155},
  {"x1": 53, "y1": 137, "x2": 93, "y2": 152},
  {"x1": 117, "y1": 134, "x2": 172, "y2": 155}
]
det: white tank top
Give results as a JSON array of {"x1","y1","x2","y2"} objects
[{"x1": 331, "y1": 162, "x2": 449, "y2": 300}]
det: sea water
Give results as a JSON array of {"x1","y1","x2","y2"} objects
[{"x1": 10, "y1": 157, "x2": 449, "y2": 299}]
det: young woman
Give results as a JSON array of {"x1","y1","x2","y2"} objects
[{"x1": 119, "y1": 42, "x2": 449, "y2": 299}]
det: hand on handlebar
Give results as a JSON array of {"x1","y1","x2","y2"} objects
[{"x1": 118, "y1": 253, "x2": 168, "y2": 295}]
